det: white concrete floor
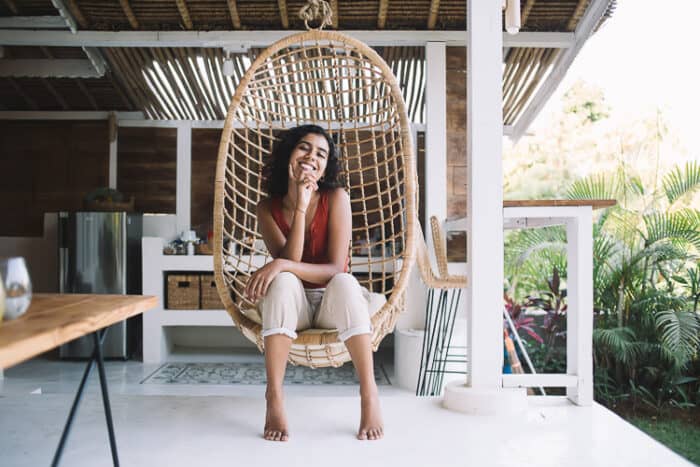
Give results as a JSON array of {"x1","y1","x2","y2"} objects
[{"x1": 0, "y1": 349, "x2": 693, "y2": 467}]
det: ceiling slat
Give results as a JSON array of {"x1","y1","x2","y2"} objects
[
  {"x1": 521, "y1": 0, "x2": 536, "y2": 25},
  {"x1": 567, "y1": 0, "x2": 588, "y2": 31},
  {"x1": 76, "y1": 79, "x2": 99, "y2": 110},
  {"x1": 378, "y1": 0, "x2": 389, "y2": 29},
  {"x1": 329, "y1": 0, "x2": 338, "y2": 28},
  {"x1": 427, "y1": 0, "x2": 440, "y2": 29},
  {"x1": 7, "y1": 77, "x2": 38, "y2": 110},
  {"x1": 63, "y1": 0, "x2": 89, "y2": 29},
  {"x1": 41, "y1": 78, "x2": 70, "y2": 110},
  {"x1": 227, "y1": 0, "x2": 242, "y2": 29},
  {"x1": 175, "y1": 0, "x2": 194, "y2": 30},
  {"x1": 277, "y1": 0, "x2": 289, "y2": 29},
  {"x1": 3, "y1": 0, "x2": 18, "y2": 15},
  {"x1": 119, "y1": 0, "x2": 140, "y2": 30}
]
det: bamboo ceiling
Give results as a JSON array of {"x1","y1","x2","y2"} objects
[
  {"x1": 0, "y1": 0, "x2": 616, "y2": 125},
  {"x1": 0, "y1": 0, "x2": 610, "y2": 32}
]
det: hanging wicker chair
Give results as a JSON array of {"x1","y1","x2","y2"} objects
[{"x1": 213, "y1": 26, "x2": 418, "y2": 368}]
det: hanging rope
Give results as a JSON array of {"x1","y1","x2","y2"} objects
[{"x1": 298, "y1": 0, "x2": 333, "y2": 30}]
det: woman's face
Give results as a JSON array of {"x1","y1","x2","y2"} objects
[{"x1": 288, "y1": 132, "x2": 330, "y2": 182}]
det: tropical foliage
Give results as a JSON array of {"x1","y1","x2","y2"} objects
[{"x1": 503, "y1": 81, "x2": 700, "y2": 410}]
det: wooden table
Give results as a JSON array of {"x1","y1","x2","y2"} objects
[{"x1": 0, "y1": 293, "x2": 157, "y2": 467}]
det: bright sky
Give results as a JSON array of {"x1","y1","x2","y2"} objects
[{"x1": 531, "y1": 0, "x2": 699, "y2": 158}]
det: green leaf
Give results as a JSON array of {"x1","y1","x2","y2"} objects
[
  {"x1": 663, "y1": 161, "x2": 700, "y2": 205},
  {"x1": 654, "y1": 309, "x2": 700, "y2": 364}
]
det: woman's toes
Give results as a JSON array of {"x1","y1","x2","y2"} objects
[{"x1": 358, "y1": 429, "x2": 368, "y2": 440}]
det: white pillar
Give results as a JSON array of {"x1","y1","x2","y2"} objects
[
  {"x1": 425, "y1": 41, "x2": 447, "y2": 230},
  {"x1": 176, "y1": 121, "x2": 192, "y2": 235},
  {"x1": 566, "y1": 207, "x2": 594, "y2": 405},
  {"x1": 442, "y1": 0, "x2": 526, "y2": 415},
  {"x1": 109, "y1": 137, "x2": 117, "y2": 189}
]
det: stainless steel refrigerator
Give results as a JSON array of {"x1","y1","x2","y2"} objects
[{"x1": 58, "y1": 211, "x2": 143, "y2": 359}]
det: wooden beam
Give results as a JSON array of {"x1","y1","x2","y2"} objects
[
  {"x1": 521, "y1": 0, "x2": 536, "y2": 25},
  {"x1": 567, "y1": 0, "x2": 588, "y2": 31},
  {"x1": 119, "y1": 0, "x2": 139, "y2": 29},
  {"x1": 278, "y1": 0, "x2": 289, "y2": 29},
  {"x1": 378, "y1": 0, "x2": 389, "y2": 29},
  {"x1": 3, "y1": 0, "x2": 18, "y2": 15},
  {"x1": 62, "y1": 0, "x2": 88, "y2": 29},
  {"x1": 226, "y1": 0, "x2": 241, "y2": 29},
  {"x1": 7, "y1": 78, "x2": 38, "y2": 110},
  {"x1": 0, "y1": 59, "x2": 102, "y2": 78},
  {"x1": 76, "y1": 79, "x2": 99, "y2": 110},
  {"x1": 329, "y1": 0, "x2": 338, "y2": 28},
  {"x1": 427, "y1": 0, "x2": 440, "y2": 29},
  {"x1": 511, "y1": 0, "x2": 612, "y2": 141},
  {"x1": 175, "y1": 0, "x2": 193, "y2": 30},
  {"x1": 0, "y1": 16, "x2": 68, "y2": 29},
  {"x1": 0, "y1": 29, "x2": 575, "y2": 48}
]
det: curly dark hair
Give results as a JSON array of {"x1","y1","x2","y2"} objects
[{"x1": 263, "y1": 125, "x2": 344, "y2": 197}]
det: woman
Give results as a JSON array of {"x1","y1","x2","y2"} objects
[{"x1": 244, "y1": 125, "x2": 383, "y2": 442}]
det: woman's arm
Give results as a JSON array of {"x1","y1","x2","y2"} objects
[
  {"x1": 285, "y1": 188, "x2": 351, "y2": 281},
  {"x1": 246, "y1": 189, "x2": 351, "y2": 301},
  {"x1": 257, "y1": 199, "x2": 303, "y2": 261}
]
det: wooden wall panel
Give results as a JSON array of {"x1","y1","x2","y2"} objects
[
  {"x1": 117, "y1": 127, "x2": 177, "y2": 214},
  {"x1": 0, "y1": 120, "x2": 108, "y2": 237},
  {"x1": 446, "y1": 47, "x2": 467, "y2": 261},
  {"x1": 190, "y1": 128, "x2": 219, "y2": 238}
]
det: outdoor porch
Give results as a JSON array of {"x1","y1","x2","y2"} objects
[{"x1": 0, "y1": 356, "x2": 691, "y2": 467}]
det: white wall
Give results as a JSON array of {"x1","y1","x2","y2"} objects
[{"x1": 0, "y1": 213, "x2": 59, "y2": 293}]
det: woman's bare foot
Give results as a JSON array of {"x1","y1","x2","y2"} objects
[
  {"x1": 357, "y1": 389, "x2": 383, "y2": 440},
  {"x1": 264, "y1": 390, "x2": 289, "y2": 441}
]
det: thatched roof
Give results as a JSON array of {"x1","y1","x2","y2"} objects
[{"x1": 0, "y1": 0, "x2": 617, "y2": 129}]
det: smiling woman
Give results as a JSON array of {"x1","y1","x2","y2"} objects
[{"x1": 243, "y1": 124, "x2": 385, "y2": 442}]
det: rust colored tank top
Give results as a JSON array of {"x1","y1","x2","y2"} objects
[{"x1": 270, "y1": 190, "x2": 349, "y2": 288}]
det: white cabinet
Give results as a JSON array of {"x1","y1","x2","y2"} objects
[{"x1": 142, "y1": 237, "x2": 233, "y2": 363}]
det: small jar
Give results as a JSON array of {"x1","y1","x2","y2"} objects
[{"x1": 187, "y1": 242, "x2": 195, "y2": 256}]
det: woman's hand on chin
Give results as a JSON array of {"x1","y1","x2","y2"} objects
[
  {"x1": 245, "y1": 258, "x2": 287, "y2": 303},
  {"x1": 288, "y1": 163, "x2": 318, "y2": 213}
]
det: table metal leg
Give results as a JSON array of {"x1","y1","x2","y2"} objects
[
  {"x1": 94, "y1": 331, "x2": 119, "y2": 466},
  {"x1": 51, "y1": 328, "x2": 119, "y2": 467}
]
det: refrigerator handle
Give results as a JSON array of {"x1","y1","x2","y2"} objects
[
  {"x1": 59, "y1": 247, "x2": 68, "y2": 293},
  {"x1": 58, "y1": 212, "x2": 69, "y2": 293}
]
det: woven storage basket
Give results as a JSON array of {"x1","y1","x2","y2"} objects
[
  {"x1": 200, "y1": 273, "x2": 224, "y2": 309},
  {"x1": 166, "y1": 274, "x2": 200, "y2": 310}
]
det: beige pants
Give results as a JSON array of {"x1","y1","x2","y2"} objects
[{"x1": 259, "y1": 272, "x2": 373, "y2": 342}]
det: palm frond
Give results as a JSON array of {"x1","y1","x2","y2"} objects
[
  {"x1": 663, "y1": 161, "x2": 700, "y2": 205},
  {"x1": 654, "y1": 309, "x2": 700, "y2": 365},
  {"x1": 593, "y1": 327, "x2": 639, "y2": 366},
  {"x1": 566, "y1": 173, "x2": 621, "y2": 200},
  {"x1": 642, "y1": 210, "x2": 700, "y2": 250}
]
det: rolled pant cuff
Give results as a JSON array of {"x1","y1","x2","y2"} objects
[
  {"x1": 262, "y1": 327, "x2": 298, "y2": 339},
  {"x1": 338, "y1": 325, "x2": 372, "y2": 342}
]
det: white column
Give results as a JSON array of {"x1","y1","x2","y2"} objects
[
  {"x1": 425, "y1": 41, "x2": 447, "y2": 231},
  {"x1": 176, "y1": 121, "x2": 192, "y2": 235},
  {"x1": 109, "y1": 137, "x2": 117, "y2": 189},
  {"x1": 566, "y1": 207, "x2": 594, "y2": 405},
  {"x1": 442, "y1": 0, "x2": 526, "y2": 414}
]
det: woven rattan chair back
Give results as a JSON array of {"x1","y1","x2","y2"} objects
[{"x1": 213, "y1": 30, "x2": 418, "y2": 368}]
